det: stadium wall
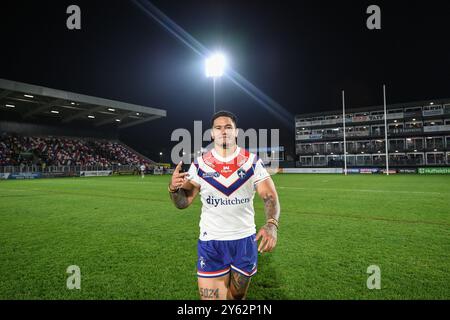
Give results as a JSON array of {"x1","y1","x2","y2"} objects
[{"x1": 279, "y1": 167, "x2": 450, "y2": 174}]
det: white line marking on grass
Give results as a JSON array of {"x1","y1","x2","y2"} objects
[
  {"x1": 297, "y1": 210, "x2": 450, "y2": 227},
  {"x1": 1, "y1": 187, "x2": 167, "y2": 203},
  {"x1": 278, "y1": 186, "x2": 445, "y2": 195}
]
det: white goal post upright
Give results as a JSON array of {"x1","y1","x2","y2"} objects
[
  {"x1": 342, "y1": 90, "x2": 347, "y2": 176},
  {"x1": 383, "y1": 84, "x2": 389, "y2": 176}
]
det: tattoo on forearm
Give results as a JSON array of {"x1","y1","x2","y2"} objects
[
  {"x1": 263, "y1": 193, "x2": 280, "y2": 221},
  {"x1": 170, "y1": 189, "x2": 189, "y2": 209},
  {"x1": 199, "y1": 287, "x2": 219, "y2": 298}
]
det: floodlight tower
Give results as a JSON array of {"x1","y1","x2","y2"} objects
[{"x1": 205, "y1": 53, "x2": 226, "y2": 114}]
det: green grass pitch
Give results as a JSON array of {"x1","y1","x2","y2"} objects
[{"x1": 0, "y1": 174, "x2": 449, "y2": 299}]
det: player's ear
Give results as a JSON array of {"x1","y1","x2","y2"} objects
[{"x1": 210, "y1": 129, "x2": 215, "y2": 141}]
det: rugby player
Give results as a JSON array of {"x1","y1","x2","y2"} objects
[{"x1": 168, "y1": 110, "x2": 280, "y2": 300}]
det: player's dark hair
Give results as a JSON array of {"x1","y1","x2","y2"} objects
[{"x1": 211, "y1": 110, "x2": 237, "y2": 128}]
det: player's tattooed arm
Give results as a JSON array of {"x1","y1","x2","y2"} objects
[
  {"x1": 263, "y1": 191, "x2": 280, "y2": 223},
  {"x1": 256, "y1": 178, "x2": 280, "y2": 252},
  {"x1": 169, "y1": 188, "x2": 189, "y2": 209},
  {"x1": 169, "y1": 182, "x2": 200, "y2": 209},
  {"x1": 169, "y1": 161, "x2": 200, "y2": 209}
]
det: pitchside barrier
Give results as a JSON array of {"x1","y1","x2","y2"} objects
[
  {"x1": 0, "y1": 164, "x2": 148, "y2": 179},
  {"x1": 0, "y1": 172, "x2": 42, "y2": 179},
  {"x1": 418, "y1": 167, "x2": 450, "y2": 174},
  {"x1": 2, "y1": 166, "x2": 450, "y2": 179},
  {"x1": 279, "y1": 167, "x2": 450, "y2": 174},
  {"x1": 80, "y1": 170, "x2": 112, "y2": 177},
  {"x1": 281, "y1": 168, "x2": 343, "y2": 174}
]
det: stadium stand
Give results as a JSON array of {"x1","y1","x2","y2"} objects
[
  {"x1": 0, "y1": 79, "x2": 167, "y2": 177},
  {"x1": 0, "y1": 132, "x2": 153, "y2": 168},
  {"x1": 295, "y1": 100, "x2": 450, "y2": 168}
]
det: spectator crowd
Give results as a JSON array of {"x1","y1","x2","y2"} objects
[{"x1": 0, "y1": 133, "x2": 153, "y2": 168}]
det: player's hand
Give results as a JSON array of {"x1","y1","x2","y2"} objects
[
  {"x1": 169, "y1": 161, "x2": 187, "y2": 191},
  {"x1": 256, "y1": 223, "x2": 277, "y2": 253}
]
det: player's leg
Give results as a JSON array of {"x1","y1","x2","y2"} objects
[
  {"x1": 197, "y1": 274, "x2": 229, "y2": 300},
  {"x1": 227, "y1": 270, "x2": 251, "y2": 300},
  {"x1": 197, "y1": 239, "x2": 232, "y2": 300},
  {"x1": 227, "y1": 234, "x2": 258, "y2": 300}
]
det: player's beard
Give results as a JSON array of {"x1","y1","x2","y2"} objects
[
  {"x1": 220, "y1": 136, "x2": 229, "y2": 149},
  {"x1": 222, "y1": 139, "x2": 234, "y2": 150},
  {"x1": 217, "y1": 136, "x2": 235, "y2": 150}
]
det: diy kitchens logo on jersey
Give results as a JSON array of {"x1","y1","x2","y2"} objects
[{"x1": 206, "y1": 195, "x2": 251, "y2": 207}]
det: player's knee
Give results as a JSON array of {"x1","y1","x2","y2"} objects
[
  {"x1": 233, "y1": 292, "x2": 246, "y2": 300},
  {"x1": 228, "y1": 289, "x2": 246, "y2": 300}
]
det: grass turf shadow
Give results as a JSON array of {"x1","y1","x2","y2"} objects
[{"x1": 248, "y1": 253, "x2": 288, "y2": 300}]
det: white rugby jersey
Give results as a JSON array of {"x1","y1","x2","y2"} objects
[{"x1": 186, "y1": 146, "x2": 270, "y2": 241}]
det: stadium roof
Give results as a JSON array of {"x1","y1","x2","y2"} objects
[{"x1": 0, "y1": 78, "x2": 166, "y2": 129}]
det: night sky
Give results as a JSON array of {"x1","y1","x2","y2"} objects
[{"x1": 1, "y1": 0, "x2": 449, "y2": 161}]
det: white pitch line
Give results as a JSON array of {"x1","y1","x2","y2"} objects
[{"x1": 278, "y1": 186, "x2": 445, "y2": 195}]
